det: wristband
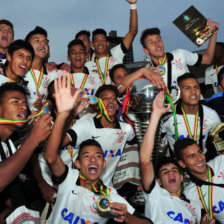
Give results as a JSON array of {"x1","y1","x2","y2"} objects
[{"x1": 130, "y1": 4, "x2": 137, "y2": 10}]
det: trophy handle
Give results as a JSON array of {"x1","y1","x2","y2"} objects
[{"x1": 164, "y1": 85, "x2": 180, "y2": 105}]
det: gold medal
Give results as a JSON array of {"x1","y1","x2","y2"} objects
[
  {"x1": 157, "y1": 65, "x2": 166, "y2": 75},
  {"x1": 96, "y1": 196, "x2": 111, "y2": 213}
]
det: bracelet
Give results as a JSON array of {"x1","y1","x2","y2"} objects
[{"x1": 130, "y1": 4, "x2": 137, "y2": 10}]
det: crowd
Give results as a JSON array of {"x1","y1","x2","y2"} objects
[{"x1": 0, "y1": 0, "x2": 224, "y2": 223}]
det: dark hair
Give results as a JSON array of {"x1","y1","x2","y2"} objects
[
  {"x1": 140, "y1": 28, "x2": 161, "y2": 48},
  {"x1": 0, "y1": 19, "x2": 14, "y2": 37},
  {"x1": 67, "y1": 39, "x2": 86, "y2": 56},
  {"x1": 95, "y1": 84, "x2": 119, "y2": 98},
  {"x1": 216, "y1": 42, "x2": 224, "y2": 49},
  {"x1": 75, "y1": 30, "x2": 91, "y2": 39},
  {"x1": 25, "y1": 26, "x2": 48, "y2": 43},
  {"x1": 177, "y1": 73, "x2": 198, "y2": 86},
  {"x1": 77, "y1": 139, "x2": 104, "y2": 160},
  {"x1": 218, "y1": 67, "x2": 224, "y2": 86},
  {"x1": 174, "y1": 138, "x2": 197, "y2": 160},
  {"x1": 109, "y1": 64, "x2": 127, "y2": 83},
  {"x1": 0, "y1": 82, "x2": 30, "y2": 104},
  {"x1": 7, "y1": 39, "x2": 35, "y2": 60},
  {"x1": 155, "y1": 156, "x2": 181, "y2": 178},
  {"x1": 92, "y1": 29, "x2": 107, "y2": 42}
]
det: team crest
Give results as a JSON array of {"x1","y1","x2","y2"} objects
[
  {"x1": 173, "y1": 58, "x2": 184, "y2": 70},
  {"x1": 90, "y1": 197, "x2": 98, "y2": 215},
  {"x1": 185, "y1": 204, "x2": 197, "y2": 217},
  {"x1": 198, "y1": 118, "x2": 208, "y2": 130},
  {"x1": 41, "y1": 76, "x2": 49, "y2": 89},
  {"x1": 116, "y1": 131, "x2": 126, "y2": 143},
  {"x1": 217, "y1": 169, "x2": 224, "y2": 182},
  {"x1": 88, "y1": 75, "x2": 96, "y2": 85}
]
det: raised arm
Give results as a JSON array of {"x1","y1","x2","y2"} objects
[
  {"x1": 140, "y1": 91, "x2": 170, "y2": 191},
  {"x1": 202, "y1": 18, "x2": 219, "y2": 65},
  {"x1": 0, "y1": 114, "x2": 52, "y2": 192},
  {"x1": 122, "y1": 0, "x2": 138, "y2": 50},
  {"x1": 44, "y1": 74, "x2": 81, "y2": 177}
]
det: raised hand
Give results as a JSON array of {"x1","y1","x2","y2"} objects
[
  {"x1": 126, "y1": 0, "x2": 137, "y2": 4},
  {"x1": 152, "y1": 91, "x2": 170, "y2": 116},
  {"x1": 54, "y1": 73, "x2": 81, "y2": 114}
]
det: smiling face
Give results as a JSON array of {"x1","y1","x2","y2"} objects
[
  {"x1": 157, "y1": 163, "x2": 183, "y2": 195},
  {"x1": 0, "y1": 23, "x2": 14, "y2": 52},
  {"x1": 99, "y1": 89, "x2": 119, "y2": 118},
  {"x1": 75, "y1": 145, "x2": 106, "y2": 184},
  {"x1": 179, "y1": 78, "x2": 200, "y2": 107},
  {"x1": 143, "y1": 34, "x2": 165, "y2": 61},
  {"x1": 93, "y1": 34, "x2": 108, "y2": 57},
  {"x1": 178, "y1": 143, "x2": 207, "y2": 177},
  {"x1": 112, "y1": 67, "x2": 128, "y2": 86},
  {"x1": 68, "y1": 44, "x2": 86, "y2": 70},
  {"x1": 6, "y1": 48, "x2": 32, "y2": 81},
  {"x1": 29, "y1": 34, "x2": 49, "y2": 60},
  {"x1": 77, "y1": 34, "x2": 91, "y2": 55},
  {"x1": 0, "y1": 90, "x2": 28, "y2": 128}
]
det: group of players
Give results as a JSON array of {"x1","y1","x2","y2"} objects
[{"x1": 1, "y1": 0, "x2": 224, "y2": 223}]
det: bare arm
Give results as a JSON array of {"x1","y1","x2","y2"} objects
[
  {"x1": 122, "y1": 0, "x2": 138, "y2": 50},
  {"x1": 0, "y1": 114, "x2": 52, "y2": 192},
  {"x1": 119, "y1": 67, "x2": 165, "y2": 94},
  {"x1": 44, "y1": 74, "x2": 81, "y2": 177},
  {"x1": 202, "y1": 19, "x2": 219, "y2": 65},
  {"x1": 140, "y1": 92, "x2": 170, "y2": 191}
]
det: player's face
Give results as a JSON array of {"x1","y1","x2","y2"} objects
[
  {"x1": 0, "y1": 24, "x2": 14, "y2": 50},
  {"x1": 112, "y1": 67, "x2": 128, "y2": 86},
  {"x1": 93, "y1": 34, "x2": 108, "y2": 55},
  {"x1": 157, "y1": 163, "x2": 183, "y2": 195},
  {"x1": 143, "y1": 34, "x2": 164, "y2": 59},
  {"x1": 178, "y1": 143, "x2": 207, "y2": 176},
  {"x1": 99, "y1": 90, "x2": 119, "y2": 117},
  {"x1": 75, "y1": 145, "x2": 106, "y2": 184},
  {"x1": 0, "y1": 91, "x2": 28, "y2": 128},
  {"x1": 29, "y1": 34, "x2": 49, "y2": 59},
  {"x1": 6, "y1": 49, "x2": 32, "y2": 79},
  {"x1": 77, "y1": 34, "x2": 91, "y2": 54},
  {"x1": 68, "y1": 44, "x2": 86, "y2": 69},
  {"x1": 179, "y1": 78, "x2": 200, "y2": 107}
]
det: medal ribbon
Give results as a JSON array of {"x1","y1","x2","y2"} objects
[
  {"x1": 30, "y1": 67, "x2": 44, "y2": 99},
  {"x1": 0, "y1": 102, "x2": 49, "y2": 125},
  {"x1": 158, "y1": 54, "x2": 167, "y2": 66},
  {"x1": 216, "y1": 65, "x2": 219, "y2": 75},
  {"x1": 80, "y1": 74, "x2": 88, "y2": 89},
  {"x1": 96, "y1": 98, "x2": 114, "y2": 123},
  {"x1": 79, "y1": 174, "x2": 110, "y2": 196},
  {"x1": 121, "y1": 87, "x2": 130, "y2": 115},
  {"x1": 181, "y1": 106, "x2": 198, "y2": 141},
  {"x1": 70, "y1": 74, "x2": 75, "y2": 87},
  {"x1": 95, "y1": 54, "x2": 110, "y2": 84},
  {"x1": 164, "y1": 87, "x2": 179, "y2": 141},
  {"x1": 196, "y1": 166, "x2": 214, "y2": 220},
  {"x1": 67, "y1": 145, "x2": 74, "y2": 158}
]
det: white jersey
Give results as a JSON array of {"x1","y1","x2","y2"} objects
[
  {"x1": 205, "y1": 65, "x2": 224, "y2": 94},
  {"x1": 47, "y1": 168, "x2": 134, "y2": 224},
  {"x1": 184, "y1": 155, "x2": 224, "y2": 223},
  {"x1": 144, "y1": 180, "x2": 201, "y2": 224},
  {"x1": 85, "y1": 43, "x2": 125, "y2": 85},
  {"x1": 24, "y1": 68, "x2": 54, "y2": 111},
  {"x1": 67, "y1": 117, "x2": 135, "y2": 186},
  {"x1": 158, "y1": 49, "x2": 199, "y2": 89},
  {"x1": 160, "y1": 105, "x2": 221, "y2": 153}
]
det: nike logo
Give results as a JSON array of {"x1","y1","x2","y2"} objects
[
  {"x1": 72, "y1": 190, "x2": 77, "y2": 195},
  {"x1": 173, "y1": 122, "x2": 181, "y2": 126},
  {"x1": 92, "y1": 136, "x2": 101, "y2": 139}
]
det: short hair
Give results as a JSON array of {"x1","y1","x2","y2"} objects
[
  {"x1": 0, "y1": 82, "x2": 30, "y2": 104},
  {"x1": 92, "y1": 29, "x2": 107, "y2": 42},
  {"x1": 109, "y1": 64, "x2": 127, "y2": 83},
  {"x1": 75, "y1": 30, "x2": 91, "y2": 40},
  {"x1": 174, "y1": 138, "x2": 197, "y2": 160},
  {"x1": 95, "y1": 84, "x2": 119, "y2": 98},
  {"x1": 216, "y1": 42, "x2": 224, "y2": 49},
  {"x1": 77, "y1": 139, "x2": 104, "y2": 160},
  {"x1": 0, "y1": 19, "x2": 14, "y2": 36},
  {"x1": 140, "y1": 28, "x2": 161, "y2": 48},
  {"x1": 218, "y1": 67, "x2": 224, "y2": 86},
  {"x1": 67, "y1": 39, "x2": 86, "y2": 56},
  {"x1": 25, "y1": 26, "x2": 48, "y2": 43},
  {"x1": 177, "y1": 73, "x2": 198, "y2": 86},
  {"x1": 155, "y1": 156, "x2": 181, "y2": 178},
  {"x1": 7, "y1": 39, "x2": 35, "y2": 60}
]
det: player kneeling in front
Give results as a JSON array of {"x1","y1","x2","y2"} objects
[{"x1": 44, "y1": 73, "x2": 152, "y2": 224}]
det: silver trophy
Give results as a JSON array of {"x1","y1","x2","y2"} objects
[{"x1": 122, "y1": 78, "x2": 161, "y2": 160}]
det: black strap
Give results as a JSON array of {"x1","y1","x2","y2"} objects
[
  {"x1": 0, "y1": 140, "x2": 13, "y2": 161},
  {"x1": 166, "y1": 53, "x2": 174, "y2": 91}
]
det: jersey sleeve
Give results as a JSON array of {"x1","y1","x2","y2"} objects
[
  {"x1": 110, "y1": 44, "x2": 125, "y2": 64},
  {"x1": 175, "y1": 49, "x2": 200, "y2": 66}
]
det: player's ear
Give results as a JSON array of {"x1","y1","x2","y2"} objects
[{"x1": 75, "y1": 160, "x2": 81, "y2": 169}]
